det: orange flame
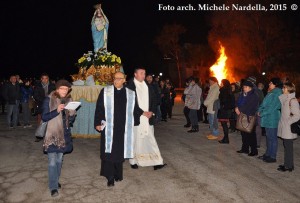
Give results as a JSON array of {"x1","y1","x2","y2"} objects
[{"x1": 210, "y1": 44, "x2": 228, "y2": 84}]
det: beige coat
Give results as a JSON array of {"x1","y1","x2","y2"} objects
[
  {"x1": 204, "y1": 83, "x2": 220, "y2": 114},
  {"x1": 277, "y1": 93, "x2": 300, "y2": 139}
]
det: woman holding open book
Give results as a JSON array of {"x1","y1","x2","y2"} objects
[{"x1": 41, "y1": 80, "x2": 77, "y2": 197}]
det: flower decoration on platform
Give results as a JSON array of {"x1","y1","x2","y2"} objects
[{"x1": 76, "y1": 50, "x2": 122, "y2": 68}]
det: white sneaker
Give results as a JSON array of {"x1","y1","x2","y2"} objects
[
  {"x1": 23, "y1": 125, "x2": 27, "y2": 128},
  {"x1": 27, "y1": 124, "x2": 32, "y2": 128}
]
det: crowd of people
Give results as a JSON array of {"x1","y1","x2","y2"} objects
[
  {"x1": 182, "y1": 75, "x2": 300, "y2": 173},
  {"x1": 1, "y1": 72, "x2": 300, "y2": 197},
  {"x1": 0, "y1": 74, "x2": 55, "y2": 132}
]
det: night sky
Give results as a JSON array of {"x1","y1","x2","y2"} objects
[{"x1": 1, "y1": 0, "x2": 299, "y2": 80}]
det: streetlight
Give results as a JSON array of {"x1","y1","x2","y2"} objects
[
  {"x1": 159, "y1": 73, "x2": 163, "y2": 76},
  {"x1": 262, "y1": 72, "x2": 266, "y2": 76}
]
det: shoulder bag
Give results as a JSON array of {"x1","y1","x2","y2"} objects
[
  {"x1": 35, "y1": 122, "x2": 48, "y2": 138},
  {"x1": 236, "y1": 112, "x2": 256, "y2": 133},
  {"x1": 289, "y1": 98, "x2": 300, "y2": 135}
]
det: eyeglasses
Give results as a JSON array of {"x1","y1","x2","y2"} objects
[{"x1": 114, "y1": 78, "x2": 125, "y2": 81}]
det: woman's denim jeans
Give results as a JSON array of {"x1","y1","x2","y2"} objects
[
  {"x1": 208, "y1": 113, "x2": 219, "y2": 136},
  {"x1": 265, "y1": 128, "x2": 278, "y2": 159},
  {"x1": 48, "y1": 152, "x2": 63, "y2": 190}
]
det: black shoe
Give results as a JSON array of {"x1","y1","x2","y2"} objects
[
  {"x1": 218, "y1": 139, "x2": 229, "y2": 144},
  {"x1": 107, "y1": 179, "x2": 115, "y2": 187},
  {"x1": 229, "y1": 129, "x2": 236, "y2": 133},
  {"x1": 184, "y1": 123, "x2": 191, "y2": 128},
  {"x1": 278, "y1": 165, "x2": 294, "y2": 170},
  {"x1": 58, "y1": 183, "x2": 61, "y2": 189},
  {"x1": 263, "y1": 157, "x2": 276, "y2": 163},
  {"x1": 236, "y1": 150, "x2": 249, "y2": 154},
  {"x1": 258, "y1": 154, "x2": 269, "y2": 161},
  {"x1": 34, "y1": 137, "x2": 43, "y2": 142},
  {"x1": 51, "y1": 189, "x2": 59, "y2": 197},
  {"x1": 161, "y1": 119, "x2": 167, "y2": 122},
  {"x1": 203, "y1": 120, "x2": 209, "y2": 124},
  {"x1": 114, "y1": 177, "x2": 123, "y2": 182},
  {"x1": 248, "y1": 152, "x2": 258, "y2": 156},
  {"x1": 187, "y1": 128, "x2": 197, "y2": 133},
  {"x1": 131, "y1": 164, "x2": 138, "y2": 169},
  {"x1": 154, "y1": 163, "x2": 167, "y2": 170},
  {"x1": 277, "y1": 166, "x2": 294, "y2": 172}
]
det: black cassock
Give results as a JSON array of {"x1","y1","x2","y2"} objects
[{"x1": 94, "y1": 87, "x2": 142, "y2": 180}]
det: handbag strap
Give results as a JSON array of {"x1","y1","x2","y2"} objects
[
  {"x1": 289, "y1": 98, "x2": 297, "y2": 116},
  {"x1": 241, "y1": 114, "x2": 254, "y2": 129}
]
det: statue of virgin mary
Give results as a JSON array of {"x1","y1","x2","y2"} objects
[{"x1": 91, "y1": 4, "x2": 109, "y2": 52}]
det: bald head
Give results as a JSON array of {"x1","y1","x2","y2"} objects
[
  {"x1": 113, "y1": 72, "x2": 126, "y2": 88},
  {"x1": 114, "y1": 72, "x2": 125, "y2": 78}
]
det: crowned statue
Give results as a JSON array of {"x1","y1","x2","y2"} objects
[
  {"x1": 71, "y1": 3, "x2": 123, "y2": 85},
  {"x1": 91, "y1": 4, "x2": 109, "y2": 52}
]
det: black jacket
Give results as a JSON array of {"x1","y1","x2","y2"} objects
[
  {"x1": 218, "y1": 86, "x2": 235, "y2": 119},
  {"x1": 33, "y1": 82, "x2": 56, "y2": 113},
  {"x1": 3, "y1": 82, "x2": 21, "y2": 104},
  {"x1": 94, "y1": 87, "x2": 143, "y2": 161},
  {"x1": 126, "y1": 79, "x2": 157, "y2": 125}
]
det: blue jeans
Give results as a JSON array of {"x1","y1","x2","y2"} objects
[
  {"x1": 7, "y1": 101, "x2": 19, "y2": 127},
  {"x1": 155, "y1": 105, "x2": 162, "y2": 123},
  {"x1": 208, "y1": 113, "x2": 219, "y2": 136},
  {"x1": 265, "y1": 128, "x2": 278, "y2": 159},
  {"x1": 48, "y1": 152, "x2": 63, "y2": 190}
]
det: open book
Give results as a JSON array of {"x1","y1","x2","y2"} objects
[{"x1": 64, "y1": 102, "x2": 81, "y2": 110}]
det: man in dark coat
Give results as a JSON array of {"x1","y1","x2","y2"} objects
[
  {"x1": 33, "y1": 73, "x2": 55, "y2": 142},
  {"x1": 3, "y1": 75, "x2": 21, "y2": 128},
  {"x1": 94, "y1": 72, "x2": 143, "y2": 187},
  {"x1": 146, "y1": 74, "x2": 161, "y2": 123},
  {"x1": 166, "y1": 82, "x2": 176, "y2": 119},
  {"x1": 33, "y1": 73, "x2": 56, "y2": 122}
]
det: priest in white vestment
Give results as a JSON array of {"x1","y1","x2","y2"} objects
[{"x1": 127, "y1": 68, "x2": 166, "y2": 170}]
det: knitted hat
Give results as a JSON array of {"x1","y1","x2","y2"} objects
[
  {"x1": 247, "y1": 76, "x2": 256, "y2": 84},
  {"x1": 55, "y1": 80, "x2": 71, "y2": 89},
  {"x1": 243, "y1": 80, "x2": 254, "y2": 88}
]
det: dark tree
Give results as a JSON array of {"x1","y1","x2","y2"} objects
[
  {"x1": 208, "y1": 0, "x2": 299, "y2": 78},
  {"x1": 155, "y1": 24, "x2": 186, "y2": 88}
]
